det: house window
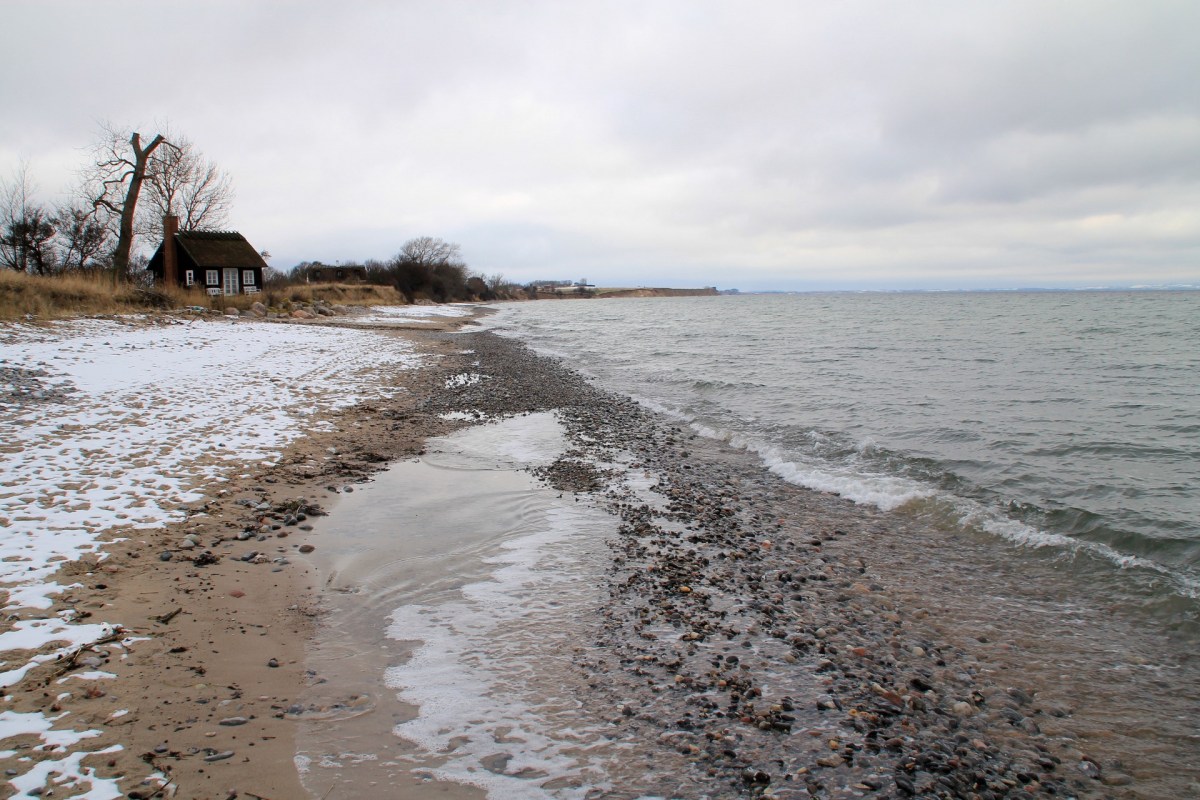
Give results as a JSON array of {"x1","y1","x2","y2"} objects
[
  {"x1": 243, "y1": 270, "x2": 255, "y2": 285},
  {"x1": 206, "y1": 270, "x2": 219, "y2": 285},
  {"x1": 184, "y1": 270, "x2": 194, "y2": 287}
]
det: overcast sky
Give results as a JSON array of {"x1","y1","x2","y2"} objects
[{"x1": 2, "y1": 1, "x2": 1197, "y2": 290}]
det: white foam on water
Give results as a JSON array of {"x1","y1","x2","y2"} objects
[
  {"x1": 423, "y1": 412, "x2": 568, "y2": 471},
  {"x1": 685, "y1": 417, "x2": 1200, "y2": 597},
  {"x1": 385, "y1": 503, "x2": 618, "y2": 799},
  {"x1": 376, "y1": 414, "x2": 627, "y2": 799},
  {"x1": 959, "y1": 499, "x2": 1200, "y2": 600}
]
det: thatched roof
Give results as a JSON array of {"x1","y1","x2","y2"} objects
[
  {"x1": 148, "y1": 230, "x2": 268, "y2": 273},
  {"x1": 175, "y1": 231, "x2": 268, "y2": 269}
]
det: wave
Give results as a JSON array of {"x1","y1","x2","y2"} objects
[{"x1": 675, "y1": 411, "x2": 1200, "y2": 608}]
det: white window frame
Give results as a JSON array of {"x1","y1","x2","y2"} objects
[
  {"x1": 205, "y1": 269, "x2": 219, "y2": 286},
  {"x1": 243, "y1": 270, "x2": 256, "y2": 286},
  {"x1": 184, "y1": 270, "x2": 194, "y2": 287}
]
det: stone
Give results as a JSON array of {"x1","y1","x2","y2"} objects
[
  {"x1": 224, "y1": 307, "x2": 240, "y2": 317},
  {"x1": 298, "y1": 544, "x2": 315, "y2": 554},
  {"x1": 219, "y1": 716, "x2": 248, "y2": 726},
  {"x1": 249, "y1": 302, "x2": 268, "y2": 317},
  {"x1": 203, "y1": 750, "x2": 234, "y2": 762}
]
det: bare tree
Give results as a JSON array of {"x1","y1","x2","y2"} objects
[
  {"x1": 1, "y1": 162, "x2": 57, "y2": 274},
  {"x1": 138, "y1": 128, "x2": 233, "y2": 235},
  {"x1": 84, "y1": 124, "x2": 176, "y2": 280},
  {"x1": 387, "y1": 236, "x2": 468, "y2": 301},
  {"x1": 54, "y1": 202, "x2": 110, "y2": 272},
  {"x1": 398, "y1": 236, "x2": 462, "y2": 267}
]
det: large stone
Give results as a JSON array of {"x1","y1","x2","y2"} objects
[
  {"x1": 249, "y1": 301, "x2": 268, "y2": 317},
  {"x1": 291, "y1": 308, "x2": 317, "y2": 319},
  {"x1": 224, "y1": 307, "x2": 241, "y2": 316}
]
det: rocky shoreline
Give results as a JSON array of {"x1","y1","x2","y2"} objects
[{"x1": 432, "y1": 330, "x2": 1123, "y2": 799}]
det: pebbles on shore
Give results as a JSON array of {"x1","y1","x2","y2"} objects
[{"x1": 422, "y1": 330, "x2": 1110, "y2": 799}]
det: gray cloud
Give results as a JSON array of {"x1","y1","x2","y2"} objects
[{"x1": 1, "y1": 0, "x2": 1197, "y2": 289}]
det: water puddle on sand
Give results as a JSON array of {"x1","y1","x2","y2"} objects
[{"x1": 296, "y1": 413, "x2": 625, "y2": 799}]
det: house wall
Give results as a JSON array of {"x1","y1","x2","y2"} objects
[{"x1": 182, "y1": 264, "x2": 264, "y2": 295}]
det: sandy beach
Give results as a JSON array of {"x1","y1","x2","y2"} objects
[
  {"x1": 2, "y1": 306, "x2": 1196, "y2": 800},
  {"x1": 0, "y1": 307, "x2": 482, "y2": 799}
]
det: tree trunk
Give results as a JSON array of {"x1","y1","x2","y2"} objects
[{"x1": 110, "y1": 132, "x2": 166, "y2": 282}]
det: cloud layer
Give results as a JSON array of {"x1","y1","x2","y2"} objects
[{"x1": 2, "y1": 1, "x2": 1197, "y2": 289}]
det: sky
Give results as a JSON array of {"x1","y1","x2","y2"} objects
[{"x1": 1, "y1": 1, "x2": 1197, "y2": 291}]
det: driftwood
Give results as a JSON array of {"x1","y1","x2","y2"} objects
[
  {"x1": 154, "y1": 607, "x2": 182, "y2": 624},
  {"x1": 50, "y1": 627, "x2": 124, "y2": 679}
]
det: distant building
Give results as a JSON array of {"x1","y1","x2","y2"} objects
[{"x1": 147, "y1": 216, "x2": 267, "y2": 296}]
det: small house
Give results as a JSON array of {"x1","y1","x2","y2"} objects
[{"x1": 147, "y1": 216, "x2": 268, "y2": 296}]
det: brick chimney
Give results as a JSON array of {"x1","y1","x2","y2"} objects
[{"x1": 162, "y1": 215, "x2": 179, "y2": 287}]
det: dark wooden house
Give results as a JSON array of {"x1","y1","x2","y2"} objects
[{"x1": 147, "y1": 216, "x2": 268, "y2": 296}]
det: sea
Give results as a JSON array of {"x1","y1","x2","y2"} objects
[{"x1": 487, "y1": 290, "x2": 1200, "y2": 638}]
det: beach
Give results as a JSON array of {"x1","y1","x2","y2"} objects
[
  {"x1": 0, "y1": 308, "x2": 477, "y2": 799},
  {"x1": 1, "y1": 304, "x2": 1196, "y2": 799}
]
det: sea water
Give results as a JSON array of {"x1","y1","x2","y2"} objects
[{"x1": 487, "y1": 291, "x2": 1200, "y2": 636}]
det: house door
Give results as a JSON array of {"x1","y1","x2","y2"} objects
[{"x1": 222, "y1": 268, "x2": 239, "y2": 296}]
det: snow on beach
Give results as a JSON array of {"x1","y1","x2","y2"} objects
[
  {"x1": 352, "y1": 303, "x2": 475, "y2": 326},
  {"x1": 0, "y1": 316, "x2": 421, "y2": 609},
  {"x1": 0, "y1": 311, "x2": 428, "y2": 797}
]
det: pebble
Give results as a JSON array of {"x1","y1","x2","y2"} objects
[
  {"x1": 114, "y1": 329, "x2": 1113, "y2": 800},
  {"x1": 203, "y1": 750, "x2": 235, "y2": 762},
  {"x1": 218, "y1": 716, "x2": 249, "y2": 726}
]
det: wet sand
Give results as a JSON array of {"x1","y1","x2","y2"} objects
[{"x1": 11, "y1": 315, "x2": 1197, "y2": 799}]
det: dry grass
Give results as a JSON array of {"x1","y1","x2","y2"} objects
[
  {"x1": 0, "y1": 272, "x2": 408, "y2": 321},
  {"x1": 267, "y1": 283, "x2": 406, "y2": 308}
]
